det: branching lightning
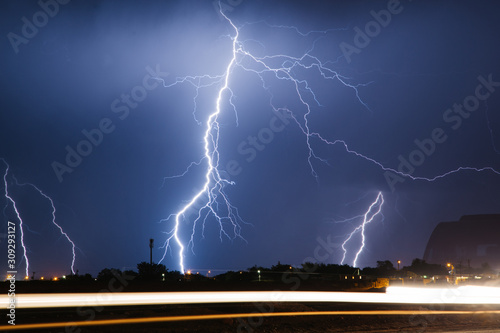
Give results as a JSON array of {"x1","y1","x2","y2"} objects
[
  {"x1": 14, "y1": 177, "x2": 77, "y2": 274},
  {"x1": 158, "y1": 7, "x2": 244, "y2": 274},
  {"x1": 158, "y1": 4, "x2": 500, "y2": 273},
  {"x1": 2, "y1": 159, "x2": 29, "y2": 277},
  {"x1": 2, "y1": 159, "x2": 77, "y2": 276},
  {"x1": 340, "y1": 192, "x2": 384, "y2": 267}
]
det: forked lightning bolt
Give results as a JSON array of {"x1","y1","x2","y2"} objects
[
  {"x1": 2, "y1": 159, "x2": 29, "y2": 277},
  {"x1": 158, "y1": 7, "x2": 244, "y2": 274},
  {"x1": 158, "y1": 4, "x2": 500, "y2": 273},
  {"x1": 340, "y1": 192, "x2": 384, "y2": 267},
  {"x1": 14, "y1": 178, "x2": 77, "y2": 274},
  {"x1": 2, "y1": 159, "x2": 77, "y2": 276}
]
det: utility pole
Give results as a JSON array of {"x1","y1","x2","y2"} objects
[{"x1": 149, "y1": 238, "x2": 154, "y2": 265}]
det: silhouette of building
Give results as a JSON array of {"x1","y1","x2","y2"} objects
[{"x1": 423, "y1": 214, "x2": 500, "y2": 271}]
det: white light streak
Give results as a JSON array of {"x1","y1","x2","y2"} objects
[{"x1": 3, "y1": 286, "x2": 500, "y2": 309}]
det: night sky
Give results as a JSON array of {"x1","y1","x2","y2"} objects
[{"x1": 1, "y1": 0, "x2": 499, "y2": 278}]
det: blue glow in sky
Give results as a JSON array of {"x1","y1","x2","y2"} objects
[{"x1": 1, "y1": 0, "x2": 499, "y2": 277}]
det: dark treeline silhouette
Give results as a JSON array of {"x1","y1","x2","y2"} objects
[
  {"x1": 402, "y1": 259, "x2": 447, "y2": 277},
  {"x1": 214, "y1": 258, "x2": 497, "y2": 283},
  {"x1": 28, "y1": 258, "x2": 496, "y2": 284},
  {"x1": 93, "y1": 262, "x2": 183, "y2": 282}
]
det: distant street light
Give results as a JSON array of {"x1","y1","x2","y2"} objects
[
  {"x1": 257, "y1": 270, "x2": 261, "y2": 282},
  {"x1": 397, "y1": 260, "x2": 401, "y2": 271}
]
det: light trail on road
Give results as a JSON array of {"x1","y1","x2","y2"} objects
[
  {"x1": 2, "y1": 310, "x2": 500, "y2": 331},
  {"x1": 2, "y1": 286, "x2": 500, "y2": 309}
]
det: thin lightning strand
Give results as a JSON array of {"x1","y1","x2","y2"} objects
[
  {"x1": 1, "y1": 159, "x2": 29, "y2": 277},
  {"x1": 340, "y1": 192, "x2": 384, "y2": 268},
  {"x1": 325, "y1": 193, "x2": 371, "y2": 224},
  {"x1": 485, "y1": 101, "x2": 500, "y2": 154},
  {"x1": 310, "y1": 134, "x2": 500, "y2": 182},
  {"x1": 14, "y1": 178, "x2": 77, "y2": 274}
]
